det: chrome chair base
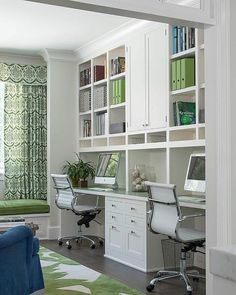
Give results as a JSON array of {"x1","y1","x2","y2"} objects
[{"x1": 58, "y1": 234, "x2": 104, "y2": 249}]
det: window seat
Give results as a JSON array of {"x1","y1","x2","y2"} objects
[{"x1": 0, "y1": 199, "x2": 50, "y2": 216}]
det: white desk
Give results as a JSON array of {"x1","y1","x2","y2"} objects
[
  {"x1": 73, "y1": 187, "x2": 205, "y2": 272},
  {"x1": 74, "y1": 187, "x2": 206, "y2": 210}
]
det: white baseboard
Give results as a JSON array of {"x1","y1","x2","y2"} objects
[{"x1": 48, "y1": 226, "x2": 60, "y2": 240}]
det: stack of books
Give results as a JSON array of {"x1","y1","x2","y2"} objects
[
  {"x1": 111, "y1": 79, "x2": 125, "y2": 105},
  {"x1": 79, "y1": 89, "x2": 91, "y2": 112},
  {"x1": 111, "y1": 57, "x2": 125, "y2": 76},
  {"x1": 172, "y1": 26, "x2": 195, "y2": 54},
  {"x1": 173, "y1": 101, "x2": 196, "y2": 126},
  {"x1": 94, "y1": 85, "x2": 107, "y2": 109},
  {"x1": 83, "y1": 120, "x2": 91, "y2": 137},
  {"x1": 94, "y1": 65, "x2": 105, "y2": 82},
  {"x1": 80, "y1": 68, "x2": 91, "y2": 86},
  {"x1": 95, "y1": 112, "x2": 107, "y2": 136}
]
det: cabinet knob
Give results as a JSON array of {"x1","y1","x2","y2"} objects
[
  {"x1": 112, "y1": 216, "x2": 115, "y2": 219},
  {"x1": 131, "y1": 219, "x2": 135, "y2": 223},
  {"x1": 111, "y1": 204, "x2": 116, "y2": 207},
  {"x1": 142, "y1": 124, "x2": 145, "y2": 127},
  {"x1": 112, "y1": 226, "x2": 116, "y2": 229},
  {"x1": 131, "y1": 230, "x2": 135, "y2": 234},
  {"x1": 131, "y1": 207, "x2": 135, "y2": 211}
]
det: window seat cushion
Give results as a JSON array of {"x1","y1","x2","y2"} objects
[{"x1": 0, "y1": 199, "x2": 50, "y2": 215}]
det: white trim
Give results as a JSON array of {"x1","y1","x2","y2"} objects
[
  {"x1": 41, "y1": 49, "x2": 77, "y2": 62},
  {"x1": 48, "y1": 226, "x2": 60, "y2": 239},
  {"x1": 0, "y1": 52, "x2": 45, "y2": 66},
  {"x1": 26, "y1": 0, "x2": 215, "y2": 27}
]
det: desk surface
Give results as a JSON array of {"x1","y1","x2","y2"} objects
[{"x1": 73, "y1": 187, "x2": 206, "y2": 210}]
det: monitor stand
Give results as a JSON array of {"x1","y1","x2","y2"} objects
[{"x1": 112, "y1": 181, "x2": 118, "y2": 190}]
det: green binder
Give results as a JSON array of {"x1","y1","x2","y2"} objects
[
  {"x1": 171, "y1": 61, "x2": 177, "y2": 91},
  {"x1": 181, "y1": 58, "x2": 195, "y2": 89},
  {"x1": 112, "y1": 81, "x2": 116, "y2": 105},
  {"x1": 176, "y1": 59, "x2": 181, "y2": 90},
  {"x1": 118, "y1": 79, "x2": 125, "y2": 103}
]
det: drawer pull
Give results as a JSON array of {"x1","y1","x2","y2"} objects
[
  {"x1": 111, "y1": 204, "x2": 116, "y2": 207},
  {"x1": 112, "y1": 216, "x2": 115, "y2": 219},
  {"x1": 131, "y1": 219, "x2": 135, "y2": 223},
  {"x1": 112, "y1": 226, "x2": 116, "y2": 229},
  {"x1": 130, "y1": 207, "x2": 135, "y2": 211},
  {"x1": 131, "y1": 230, "x2": 135, "y2": 234}
]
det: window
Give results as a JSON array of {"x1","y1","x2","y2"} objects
[{"x1": 0, "y1": 82, "x2": 4, "y2": 175}]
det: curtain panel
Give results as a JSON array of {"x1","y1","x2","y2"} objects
[{"x1": 0, "y1": 63, "x2": 47, "y2": 200}]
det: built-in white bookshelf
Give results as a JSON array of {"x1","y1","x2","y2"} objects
[{"x1": 77, "y1": 22, "x2": 205, "y2": 195}]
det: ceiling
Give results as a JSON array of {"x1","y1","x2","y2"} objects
[{"x1": 0, "y1": 0, "x2": 131, "y2": 55}]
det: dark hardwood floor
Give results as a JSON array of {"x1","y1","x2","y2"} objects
[{"x1": 41, "y1": 240, "x2": 205, "y2": 295}]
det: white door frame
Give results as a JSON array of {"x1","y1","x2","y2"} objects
[{"x1": 27, "y1": 1, "x2": 234, "y2": 295}]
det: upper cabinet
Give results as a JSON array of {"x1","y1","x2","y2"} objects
[{"x1": 127, "y1": 25, "x2": 168, "y2": 132}]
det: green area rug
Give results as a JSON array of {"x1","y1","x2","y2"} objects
[{"x1": 40, "y1": 247, "x2": 144, "y2": 295}]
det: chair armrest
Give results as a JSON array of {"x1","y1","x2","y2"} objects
[
  {"x1": 0, "y1": 225, "x2": 33, "y2": 249},
  {"x1": 179, "y1": 213, "x2": 205, "y2": 222}
]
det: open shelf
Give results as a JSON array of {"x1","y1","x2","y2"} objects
[
  {"x1": 94, "y1": 78, "x2": 107, "y2": 86},
  {"x1": 171, "y1": 47, "x2": 196, "y2": 60},
  {"x1": 171, "y1": 86, "x2": 196, "y2": 96},
  {"x1": 110, "y1": 102, "x2": 126, "y2": 109},
  {"x1": 110, "y1": 72, "x2": 126, "y2": 81}
]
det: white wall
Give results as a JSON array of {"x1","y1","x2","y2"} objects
[{"x1": 45, "y1": 51, "x2": 78, "y2": 238}]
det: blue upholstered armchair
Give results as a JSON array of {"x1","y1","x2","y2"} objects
[{"x1": 0, "y1": 225, "x2": 44, "y2": 295}]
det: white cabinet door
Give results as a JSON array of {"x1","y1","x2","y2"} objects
[
  {"x1": 125, "y1": 227, "x2": 145, "y2": 260},
  {"x1": 127, "y1": 34, "x2": 146, "y2": 132},
  {"x1": 106, "y1": 223, "x2": 123, "y2": 252},
  {"x1": 146, "y1": 27, "x2": 168, "y2": 130}
]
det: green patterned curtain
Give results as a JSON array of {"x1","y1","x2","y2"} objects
[{"x1": 0, "y1": 63, "x2": 47, "y2": 200}]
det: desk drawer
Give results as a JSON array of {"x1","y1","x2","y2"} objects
[
  {"x1": 106, "y1": 199, "x2": 123, "y2": 212},
  {"x1": 124, "y1": 202, "x2": 145, "y2": 217},
  {"x1": 106, "y1": 212, "x2": 123, "y2": 225},
  {"x1": 125, "y1": 215, "x2": 144, "y2": 229}
]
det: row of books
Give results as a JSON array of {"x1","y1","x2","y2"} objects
[
  {"x1": 111, "y1": 56, "x2": 125, "y2": 76},
  {"x1": 95, "y1": 112, "x2": 108, "y2": 136},
  {"x1": 171, "y1": 57, "x2": 195, "y2": 91},
  {"x1": 80, "y1": 89, "x2": 91, "y2": 113},
  {"x1": 80, "y1": 68, "x2": 91, "y2": 87},
  {"x1": 172, "y1": 26, "x2": 195, "y2": 54},
  {"x1": 173, "y1": 101, "x2": 196, "y2": 126},
  {"x1": 83, "y1": 120, "x2": 91, "y2": 137},
  {"x1": 94, "y1": 85, "x2": 107, "y2": 109},
  {"x1": 111, "y1": 79, "x2": 125, "y2": 105}
]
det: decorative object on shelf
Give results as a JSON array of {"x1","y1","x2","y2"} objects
[
  {"x1": 173, "y1": 101, "x2": 196, "y2": 126},
  {"x1": 110, "y1": 56, "x2": 125, "y2": 76},
  {"x1": 131, "y1": 165, "x2": 147, "y2": 192},
  {"x1": 63, "y1": 154, "x2": 95, "y2": 188}
]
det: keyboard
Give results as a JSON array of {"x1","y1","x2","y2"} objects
[
  {"x1": 178, "y1": 195, "x2": 205, "y2": 203},
  {"x1": 90, "y1": 187, "x2": 113, "y2": 192}
]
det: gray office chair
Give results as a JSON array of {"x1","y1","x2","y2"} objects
[
  {"x1": 51, "y1": 174, "x2": 104, "y2": 249},
  {"x1": 145, "y1": 182, "x2": 205, "y2": 295}
]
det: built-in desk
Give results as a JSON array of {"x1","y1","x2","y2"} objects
[{"x1": 73, "y1": 187, "x2": 205, "y2": 272}]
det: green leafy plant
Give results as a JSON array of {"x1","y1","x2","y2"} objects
[{"x1": 63, "y1": 154, "x2": 95, "y2": 187}]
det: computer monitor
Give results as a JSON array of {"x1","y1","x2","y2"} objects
[
  {"x1": 94, "y1": 152, "x2": 121, "y2": 188},
  {"x1": 184, "y1": 153, "x2": 206, "y2": 193}
]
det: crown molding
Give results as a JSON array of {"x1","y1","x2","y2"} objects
[
  {"x1": 41, "y1": 49, "x2": 77, "y2": 63},
  {"x1": 0, "y1": 52, "x2": 46, "y2": 66},
  {"x1": 75, "y1": 19, "x2": 150, "y2": 61}
]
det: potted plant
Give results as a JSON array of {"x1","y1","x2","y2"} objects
[
  {"x1": 63, "y1": 154, "x2": 95, "y2": 188},
  {"x1": 77, "y1": 158, "x2": 95, "y2": 188}
]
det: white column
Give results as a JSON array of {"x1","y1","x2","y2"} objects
[{"x1": 42, "y1": 50, "x2": 78, "y2": 239}]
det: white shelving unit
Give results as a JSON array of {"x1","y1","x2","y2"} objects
[{"x1": 77, "y1": 22, "x2": 205, "y2": 195}]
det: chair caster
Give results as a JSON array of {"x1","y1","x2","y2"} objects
[
  {"x1": 67, "y1": 244, "x2": 72, "y2": 250},
  {"x1": 99, "y1": 240, "x2": 104, "y2": 246},
  {"x1": 58, "y1": 240, "x2": 63, "y2": 246},
  {"x1": 146, "y1": 284, "x2": 155, "y2": 292},
  {"x1": 90, "y1": 244, "x2": 96, "y2": 249}
]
